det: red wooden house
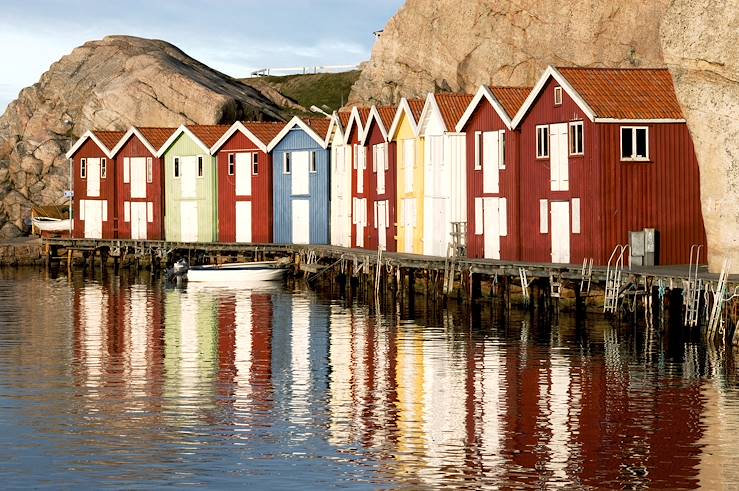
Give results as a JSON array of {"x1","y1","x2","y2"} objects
[
  {"x1": 110, "y1": 127, "x2": 174, "y2": 240},
  {"x1": 359, "y1": 105, "x2": 399, "y2": 251},
  {"x1": 210, "y1": 121, "x2": 285, "y2": 243},
  {"x1": 511, "y1": 66, "x2": 706, "y2": 265},
  {"x1": 66, "y1": 130, "x2": 124, "y2": 239},
  {"x1": 456, "y1": 86, "x2": 530, "y2": 260},
  {"x1": 344, "y1": 106, "x2": 371, "y2": 248}
]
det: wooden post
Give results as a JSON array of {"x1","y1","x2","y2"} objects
[
  {"x1": 471, "y1": 272, "x2": 482, "y2": 303},
  {"x1": 67, "y1": 249, "x2": 72, "y2": 274}
]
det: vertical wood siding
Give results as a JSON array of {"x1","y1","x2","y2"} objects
[
  {"x1": 271, "y1": 128, "x2": 330, "y2": 245},
  {"x1": 216, "y1": 131, "x2": 273, "y2": 243},
  {"x1": 72, "y1": 139, "x2": 116, "y2": 239},
  {"x1": 395, "y1": 114, "x2": 425, "y2": 254},
  {"x1": 329, "y1": 128, "x2": 352, "y2": 247},
  {"x1": 364, "y1": 119, "x2": 397, "y2": 252},
  {"x1": 348, "y1": 125, "x2": 365, "y2": 249}
]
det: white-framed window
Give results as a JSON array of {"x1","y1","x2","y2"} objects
[
  {"x1": 252, "y1": 153, "x2": 259, "y2": 175},
  {"x1": 621, "y1": 126, "x2": 649, "y2": 161},
  {"x1": 569, "y1": 121, "x2": 584, "y2": 155},
  {"x1": 146, "y1": 157, "x2": 153, "y2": 183},
  {"x1": 228, "y1": 153, "x2": 235, "y2": 175},
  {"x1": 100, "y1": 158, "x2": 107, "y2": 178},
  {"x1": 536, "y1": 125, "x2": 549, "y2": 158},
  {"x1": 554, "y1": 86, "x2": 563, "y2": 106},
  {"x1": 499, "y1": 130, "x2": 506, "y2": 169},
  {"x1": 309, "y1": 151, "x2": 317, "y2": 173},
  {"x1": 283, "y1": 152, "x2": 291, "y2": 174},
  {"x1": 474, "y1": 131, "x2": 482, "y2": 170},
  {"x1": 197, "y1": 156, "x2": 204, "y2": 177},
  {"x1": 80, "y1": 158, "x2": 87, "y2": 178},
  {"x1": 173, "y1": 157, "x2": 180, "y2": 178}
]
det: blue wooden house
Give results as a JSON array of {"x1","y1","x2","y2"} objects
[{"x1": 266, "y1": 116, "x2": 331, "y2": 245}]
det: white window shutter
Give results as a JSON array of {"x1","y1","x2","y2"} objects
[
  {"x1": 374, "y1": 201, "x2": 378, "y2": 227},
  {"x1": 498, "y1": 130, "x2": 506, "y2": 169},
  {"x1": 474, "y1": 131, "x2": 481, "y2": 170},
  {"x1": 385, "y1": 201, "x2": 389, "y2": 224},
  {"x1": 372, "y1": 145, "x2": 377, "y2": 172},
  {"x1": 384, "y1": 143, "x2": 389, "y2": 170},
  {"x1": 498, "y1": 198, "x2": 507, "y2": 237},
  {"x1": 124, "y1": 201, "x2": 130, "y2": 222},
  {"x1": 540, "y1": 199, "x2": 548, "y2": 234},
  {"x1": 474, "y1": 198, "x2": 483, "y2": 235},
  {"x1": 147, "y1": 202, "x2": 154, "y2": 223},
  {"x1": 352, "y1": 198, "x2": 357, "y2": 224},
  {"x1": 571, "y1": 198, "x2": 581, "y2": 234},
  {"x1": 79, "y1": 200, "x2": 85, "y2": 221},
  {"x1": 353, "y1": 145, "x2": 357, "y2": 169},
  {"x1": 123, "y1": 157, "x2": 130, "y2": 183},
  {"x1": 102, "y1": 200, "x2": 108, "y2": 221}
]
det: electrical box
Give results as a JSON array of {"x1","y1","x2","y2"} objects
[
  {"x1": 630, "y1": 230, "x2": 645, "y2": 266},
  {"x1": 644, "y1": 228, "x2": 659, "y2": 266}
]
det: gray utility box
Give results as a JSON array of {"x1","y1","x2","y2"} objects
[{"x1": 630, "y1": 228, "x2": 659, "y2": 266}]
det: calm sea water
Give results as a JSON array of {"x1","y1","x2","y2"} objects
[{"x1": 0, "y1": 268, "x2": 738, "y2": 489}]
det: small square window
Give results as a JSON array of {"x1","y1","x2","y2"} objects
[
  {"x1": 197, "y1": 156, "x2": 204, "y2": 177},
  {"x1": 146, "y1": 157, "x2": 153, "y2": 183},
  {"x1": 554, "y1": 86, "x2": 563, "y2": 106},
  {"x1": 174, "y1": 157, "x2": 180, "y2": 178},
  {"x1": 100, "y1": 158, "x2": 107, "y2": 178},
  {"x1": 536, "y1": 125, "x2": 549, "y2": 158},
  {"x1": 621, "y1": 126, "x2": 649, "y2": 161},
  {"x1": 252, "y1": 153, "x2": 259, "y2": 175},
  {"x1": 284, "y1": 152, "x2": 291, "y2": 174},
  {"x1": 309, "y1": 151, "x2": 317, "y2": 173},
  {"x1": 228, "y1": 154, "x2": 234, "y2": 176},
  {"x1": 80, "y1": 158, "x2": 87, "y2": 179},
  {"x1": 569, "y1": 121, "x2": 584, "y2": 155}
]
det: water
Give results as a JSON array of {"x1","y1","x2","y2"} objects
[{"x1": 1, "y1": 269, "x2": 739, "y2": 489}]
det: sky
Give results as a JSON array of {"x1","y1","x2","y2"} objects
[{"x1": 0, "y1": 0, "x2": 404, "y2": 111}]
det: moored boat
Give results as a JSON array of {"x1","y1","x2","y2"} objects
[
  {"x1": 186, "y1": 261, "x2": 288, "y2": 283},
  {"x1": 32, "y1": 216, "x2": 72, "y2": 232}
]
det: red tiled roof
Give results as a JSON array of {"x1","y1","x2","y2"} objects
[
  {"x1": 377, "y1": 106, "x2": 397, "y2": 131},
  {"x1": 338, "y1": 111, "x2": 351, "y2": 128},
  {"x1": 489, "y1": 87, "x2": 531, "y2": 118},
  {"x1": 435, "y1": 93, "x2": 474, "y2": 130},
  {"x1": 91, "y1": 130, "x2": 125, "y2": 151},
  {"x1": 407, "y1": 99, "x2": 425, "y2": 121},
  {"x1": 243, "y1": 121, "x2": 285, "y2": 146},
  {"x1": 304, "y1": 118, "x2": 331, "y2": 140},
  {"x1": 186, "y1": 124, "x2": 231, "y2": 148},
  {"x1": 556, "y1": 67, "x2": 684, "y2": 119},
  {"x1": 136, "y1": 127, "x2": 176, "y2": 151}
]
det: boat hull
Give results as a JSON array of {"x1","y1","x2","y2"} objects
[{"x1": 187, "y1": 263, "x2": 288, "y2": 283}]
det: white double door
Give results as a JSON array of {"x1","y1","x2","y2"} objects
[
  {"x1": 180, "y1": 201, "x2": 198, "y2": 242},
  {"x1": 235, "y1": 152, "x2": 253, "y2": 243},
  {"x1": 477, "y1": 197, "x2": 506, "y2": 260},
  {"x1": 550, "y1": 201, "x2": 570, "y2": 263},
  {"x1": 83, "y1": 199, "x2": 104, "y2": 239},
  {"x1": 291, "y1": 152, "x2": 311, "y2": 244},
  {"x1": 375, "y1": 199, "x2": 388, "y2": 251},
  {"x1": 402, "y1": 198, "x2": 416, "y2": 253},
  {"x1": 130, "y1": 202, "x2": 148, "y2": 240}
]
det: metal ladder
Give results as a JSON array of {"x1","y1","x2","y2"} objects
[
  {"x1": 519, "y1": 267, "x2": 530, "y2": 305},
  {"x1": 684, "y1": 244, "x2": 703, "y2": 327},
  {"x1": 580, "y1": 258, "x2": 593, "y2": 297},
  {"x1": 604, "y1": 245, "x2": 630, "y2": 313},
  {"x1": 443, "y1": 222, "x2": 467, "y2": 295},
  {"x1": 706, "y1": 258, "x2": 731, "y2": 341}
]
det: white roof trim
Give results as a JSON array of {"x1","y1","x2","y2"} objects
[
  {"x1": 359, "y1": 105, "x2": 391, "y2": 145},
  {"x1": 511, "y1": 65, "x2": 597, "y2": 129},
  {"x1": 387, "y1": 98, "x2": 419, "y2": 140},
  {"x1": 156, "y1": 125, "x2": 211, "y2": 157},
  {"x1": 326, "y1": 112, "x2": 343, "y2": 145},
  {"x1": 455, "y1": 85, "x2": 515, "y2": 132},
  {"x1": 342, "y1": 106, "x2": 366, "y2": 145},
  {"x1": 66, "y1": 130, "x2": 117, "y2": 159},
  {"x1": 110, "y1": 127, "x2": 160, "y2": 157},
  {"x1": 593, "y1": 118, "x2": 686, "y2": 124},
  {"x1": 416, "y1": 93, "x2": 446, "y2": 136},
  {"x1": 266, "y1": 116, "x2": 328, "y2": 151},
  {"x1": 210, "y1": 121, "x2": 268, "y2": 154}
]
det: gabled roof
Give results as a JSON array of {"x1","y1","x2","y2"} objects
[
  {"x1": 110, "y1": 126, "x2": 175, "y2": 157},
  {"x1": 338, "y1": 111, "x2": 351, "y2": 129},
  {"x1": 342, "y1": 106, "x2": 371, "y2": 144},
  {"x1": 417, "y1": 92, "x2": 474, "y2": 135},
  {"x1": 65, "y1": 130, "x2": 125, "y2": 159},
  {"x1": 266, "y1": 115, "x2": 329, "y2": 151},
  {"x1": 210, "y1": 120, "x2": 286, "y2": 153},
  {"x1": 455, "y1": 85, "x2": 531, "y2": 132},
  {"x1": 359, "y1": 104, "x2": 397, "y2": 145},
  {"x1": 511, "y1": 65, "x2": 686, "y2": 127},
  {"x1": 388, "y1": 98, "x2": 424, "y2": 140},
  {"x1": 156, "y1": 124, "x2": 228, "y2": 157}
]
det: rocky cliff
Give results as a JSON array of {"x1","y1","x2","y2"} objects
[{"x1": 0, "y1": 35, "x2": 283, "y2": 238}]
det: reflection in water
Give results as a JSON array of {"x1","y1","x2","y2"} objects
[{"x1": 1, "y1": 270, "x2": 739, "y2": 488}]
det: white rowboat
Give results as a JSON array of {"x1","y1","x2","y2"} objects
[
  {"x1": 32, "y1": 217, "x2": 72, "y2": 232},
  {"x1": 187, "y1": 261, "x2": 288, "y2": 283}
]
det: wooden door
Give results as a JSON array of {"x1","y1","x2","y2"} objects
[
  {"x1": 235, "y1": 201, "x2": 252, "y2": 243},
  {"x1": 551, "y1": 201, "x2": 570, "y2": 263},
  {"x1": 87, "y1": 158, "x2": 100, "y2": 197},
  {"x1": 291, "y1": 151, "x2": 310, "y2": 196},
  {"x1": 403, "y1": 198, "x2": 415, "y2": 253},
  {"x1": 84, "y1": 200, "x2": 102, "y2": 239},
  {"x1": 549, "y1": 123, "x2": 569, "y2": 191},
  {"x1": 292, "y1": 199, "x2": 310, "y2": 244},
  {"x1": 376, "y1": 200, "x2": 387, "y2": 250},
  {"x1": 181, "y1": 156, "x2": 197, "y2": 199},
  {"x1": 130, "y1": 157, "x2": 147, "y2": 199},
  {"x1": 482, "y1": 131, "x2": 499, "y2": 194},
  {"x1": 130, "y1": 201, "x2": 148, "y2": 240},
  {"x1": 483, "y1": 197, "x2": 501, "y2": 260},
  {"x1": 180, "y1": 201, "x2": 198, "y2": 242},
  {"x1": 235, "y1": 153, "x2": 252, "y2": 197}
]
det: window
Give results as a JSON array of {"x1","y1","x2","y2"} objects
[
  {"x1": 146, "y1": 157, "x2": 153, "y2": 183},
  {"x1": 536, "y1": 125, "x2": 549, "y2": 158},
  {"x1": 252, "y1": 153, "x2": 259, "y2": 175},
  {"x1": 80, "y1": 158, "x2": 87, "y2": 178},
  {"x1": 100, "y1": 158, "x2": 107, "y2": 178},
  {"x1": 228, "y1": 154, "x2": 234, "y2": 175},
  {"x1": 554, "y1": 86, "x2": 563, "y2": 106},
  {"x1": 621, "y1": 126, "x2": 649, "y2": 161},
  {"x1": 499, "y1": 130, "x2": 506, "y2": 169},
  {"x1": 174, "y1": 157, "x2": 180, "y2": 178},
  {"x1": 569, "y1": 121, "x2": 584, "y2": 155},
  {"x1": 197, "y1": 156, "x2": 204, "y2": 177},
  {"x1": 283, "y1": 152, "x2": 291, "y2": 174},
  {"x1": 309, "y1": 151, "x2": 317, "y2": 173}
]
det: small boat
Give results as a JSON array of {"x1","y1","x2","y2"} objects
[
  {"x1": 186, "y1": 261, "x2": 288, "y2": 283},
  {"x1": 32, "y1": 216, "x2": 72, "y2": 232}
]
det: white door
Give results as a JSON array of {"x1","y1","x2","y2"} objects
[
  {"x1": 404, "y1": 140, "x2": 415, "y2": 193},
  {"x1": 84, "y1": 200, "x2": 102, "y2": 239},
  {"x1": 435, "y1": 198, "x2": 448, "y2": 257},
  {"x1": 482, "y1": 132, "x2": 499, "y2": 194},
  {"x1": 550, "y1": 123, "x2": 569, "y2": 191},
  {"x1": 551, "y1": 201, "x2": 570, "y2": 263},
  {"x1": 87, "y1": 158, "x2": 100, "y2": 197},
  {"x1": 376, "y1": 200, "x2": 387, "y2": 250},
  {"x1": 181, "y1": 156, "x2": 197, "y2": 199},
  {"x1": 292, "y1": 199, "x2": 310, "y2": 244},
  {"x1": 403, "y1": 198, "x2": 415, "y2": 253},
  {"x1": 235, "y1": 201, "x2": 252, "y2": 243},
  {"x1": 130, "y1": 201, "x2": 148, "y2": 240},
  {"x1": 355, "y1": 198, "x2": 365, "y2": 248},
  {"x1": 292, "y1": 151, "x2": 310, "y2": 195},
  {"x1": 130, "y1": 157, "x2": 147, "y2": 198},
  {"x1": 180, "y1": 201, "x2": 198, "y2": 242},
  {"x1": 483, "y1": 198, "x2": 501, "y2": 260},
  {"x1": 235, "y1": 153, "x2": 252, "y2": 196}
]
